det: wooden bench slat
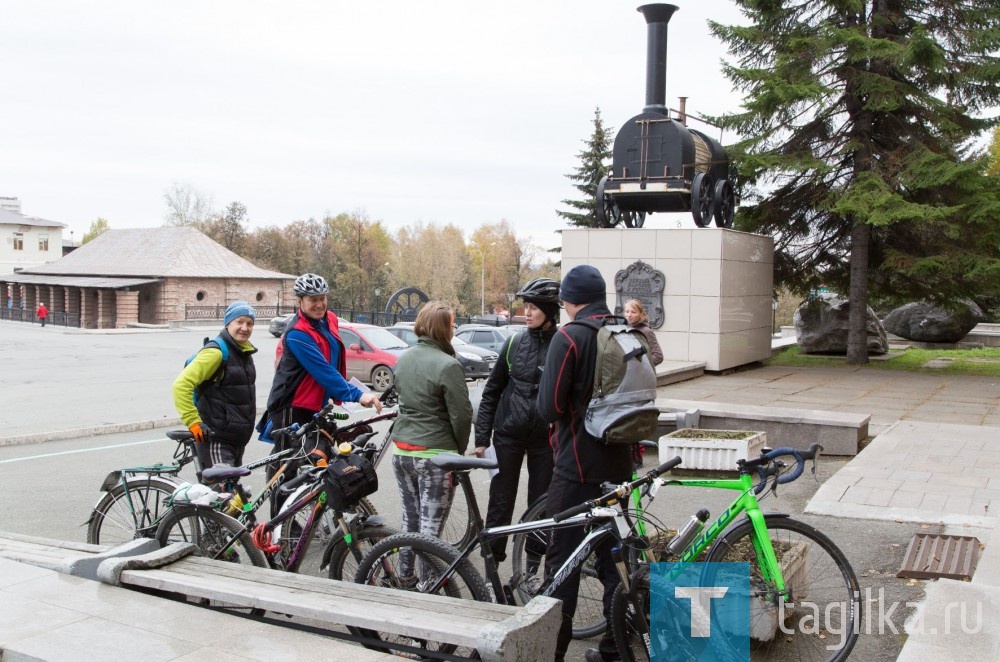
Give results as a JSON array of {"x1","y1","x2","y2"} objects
[{"x1": 120, "y1": 566, "x2": 494, "y2": 646}]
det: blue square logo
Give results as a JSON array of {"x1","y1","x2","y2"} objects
[{"x1": 649, "y1": 562, "x2": 750, "y2": 661}]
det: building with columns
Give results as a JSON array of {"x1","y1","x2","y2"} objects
[{"x1": 0, "y1": 227, "x2": 294, "y2": 329}]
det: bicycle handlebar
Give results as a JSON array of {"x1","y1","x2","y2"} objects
[
  {"x1": 553, "y1": 456, "x2": 684, "y2": 522},
  {"x1": 750, "y1": 443, "x2": 823, "y2": 494}
]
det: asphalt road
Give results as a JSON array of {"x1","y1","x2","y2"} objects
[{"x1": 0, "y1": 319, "x2": 925, "y2": 659}]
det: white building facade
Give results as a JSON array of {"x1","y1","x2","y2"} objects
[{"x1": 0, "y1": 198, "x2": 65, "y2": 275}]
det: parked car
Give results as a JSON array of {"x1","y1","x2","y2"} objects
[
  {"x1": 269, "y1": 313, "x2": 295, "y2": 337},
  {"x1": 469, "y1": 313, "x2": 508, "y2": 326},
  {"x1": 386, "y1": 324, "x2": 496, "y2": 380},
  {"x1": 339, "y1": 322, "x2": 410, "y2": 392},
  {"x1": 455, "y1": 325, "x2": 517, "y2": 353}
]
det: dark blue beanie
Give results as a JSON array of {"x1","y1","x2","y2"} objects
[
  {"x1": 560, "y1": 265, "x2": 606, "y2": 304},
  {"x1": 224, "y1": 300, "x2": 256, "y2": 325}
]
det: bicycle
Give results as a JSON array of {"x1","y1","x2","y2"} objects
[
  {"x1": 609, "y1": 443, "x2": 861, "y2": 662},
  {"x1": 507, "y1": 439, "x2": 663, "y2": 639},
  {"x1": 349, "y1": 453, "x2": 686, "y2": 658},
  {"x1": 86, "y1": 429, "x2": 204, "y2": 545},
  {"x1": 154, "y1": 399, "x2": 398, "y2": 586}
]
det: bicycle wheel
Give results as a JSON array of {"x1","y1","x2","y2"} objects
[
  {"x1": 277, "y1": 488, "x2": 377, "y2": 577},
  {"x1": 353, "y1": 532, "x2": 491, "y2": 657},
  {"x1": 325, "y1": 523, "x2": 398, "y2": 581},
  {"x1": 510, "y1": 494, "x2": 607, "y2": 639},
  {"x1": 87, "y1": 476, "x2": 179, "y2": 545},
  {"x1": 611, "y1": 564, "x2": 654, "y2": 662},
  {"x1": 155, "y1": 505, "x2": 267, "y2": 612},
  {"x1": 438, "y1": 474, "x2": 475, "y2": 548},
  {"x1": 704, "y1": 516, "x2": 862, "y2": 662}
]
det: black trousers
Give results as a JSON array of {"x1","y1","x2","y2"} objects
[
  {"x1": 545, "y1": 475, "x2": 620, "y2": 661},
  {"x1": 484, "y1": 434, "x2": 553, "y2": 562}
]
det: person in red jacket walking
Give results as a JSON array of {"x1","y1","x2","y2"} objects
[{"x1": 36, "y1": 302, "x2": 48, "y2": 327}]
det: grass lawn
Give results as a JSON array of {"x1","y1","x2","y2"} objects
[{"x1": 767, "y1": 345, "x2": 1000, "y2": 377}]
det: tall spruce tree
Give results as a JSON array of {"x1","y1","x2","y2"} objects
[
  {"x1": 713, "y1": 1, "x2": 1000, "y2": 363},
  {"x1": 557, "y1": 107, "x2": 613, "y2": 228}
]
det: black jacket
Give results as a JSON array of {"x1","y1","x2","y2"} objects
[
  {"x1": 536, "y1": 301, "x2": 633, "y2": 484},
  {"x1": 476, "y1": 325, "x2": 556, "y2": 447},
  {"x1": 197, "y1": 328, "x2": 257, "y2": 447}
]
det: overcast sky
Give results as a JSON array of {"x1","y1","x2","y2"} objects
[{"x1": 2, "y1": 1, "x2": 746, "y2": 253}]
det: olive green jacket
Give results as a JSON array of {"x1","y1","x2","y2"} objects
[{"x1": 392, "y1": 336, "x2": 473, "y2": 454}]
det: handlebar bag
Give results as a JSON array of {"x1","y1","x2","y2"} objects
[{"x1": 324, "y1": 453, "x2": 378, "y2": 511}]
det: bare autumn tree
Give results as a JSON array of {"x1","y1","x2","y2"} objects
[
  {"x1": 162, "y1": 181, "x2": 214, "y2": 227},
  {"x1": 392, "y1": 222, "x2": 472, "y2": 312}
]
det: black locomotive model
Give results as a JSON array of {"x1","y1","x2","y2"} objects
[{"x1": 597, "y1": 4, "x2": 735, "y2": 229}]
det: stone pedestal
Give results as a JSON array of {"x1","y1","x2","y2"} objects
[{"x1": 561, "y1": 228, "x2": 774, "y2": 371}]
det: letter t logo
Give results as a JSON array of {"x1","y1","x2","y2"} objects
[{"x1": 674, "y1": 586, "x2": 729, "y2": 637}]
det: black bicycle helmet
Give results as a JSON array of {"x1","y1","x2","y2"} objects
[
  {"x1": 516, "y1": 277, "x2": 560, "y2": 304},
  {"x1": 294, "y1": 273, "x2": 329, "y2": 296}
]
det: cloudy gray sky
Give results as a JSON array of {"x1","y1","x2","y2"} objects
[{"x1": 2, "y1": 1, "x2": 746, "y2": 252}]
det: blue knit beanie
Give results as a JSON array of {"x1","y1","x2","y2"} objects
[
  {"x1": 560, "y1": 265, "x2": 606, "y2": 304},
  {"x1": 224, "y1": 300, "x2": 256, "y2": 325}
]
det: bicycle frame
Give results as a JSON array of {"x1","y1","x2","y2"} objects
[{"x1": 655, "y1": 471, "x2": 785, "y2": 596}]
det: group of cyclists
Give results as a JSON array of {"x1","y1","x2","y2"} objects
[{"x1": 171, "y1": 267, "x2": 663, "y2": 662}]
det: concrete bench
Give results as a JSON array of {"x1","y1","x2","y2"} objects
[
  {"x1": 656, "y1": 398, "x2": 870, "y2": 455},
  {"x1": 98, "y1": 544, "x2": 561, "y2": 661},
  {"x1": 0, "y1": 530, "x2": 159, "y2": 579}
]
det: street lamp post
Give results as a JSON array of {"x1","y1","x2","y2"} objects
[{"x1": 472, "y1": 243, "x2": 493, "y2": 317}]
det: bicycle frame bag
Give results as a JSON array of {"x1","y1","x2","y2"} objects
[
  {"x1": 324, "y1": 453, "x2": 378, "y2": 511},
  {"x1": 571, "y1": 316, "x2": 660, "y2": 445}
]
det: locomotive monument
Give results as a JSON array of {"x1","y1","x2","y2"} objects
[{"x1": 597, "y1": 4, "x2": 735, "y2": 229}]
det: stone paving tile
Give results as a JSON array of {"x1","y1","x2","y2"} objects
[{"x1": 863, "y1": 488, "x2": 897, "y2": 506}]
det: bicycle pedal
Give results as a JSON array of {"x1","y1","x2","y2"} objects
[{"x1": 502, "y1": 585, "x2": 515, "y2": 604}]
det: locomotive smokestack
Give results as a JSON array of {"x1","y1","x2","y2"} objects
[{"x1": 637, "y1": 4, "x2": 679, "y2": 115}]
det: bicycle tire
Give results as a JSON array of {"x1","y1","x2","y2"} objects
[
  {"x1": 510, "y1": 493, "x2": 608, "y2": 639},
  {"x1": 324, "y1": 523, "x2": 398, "y2": 581},
  {"x1": 610, "y1": 564, "x2": 653, "y2": 662},
  {"x1": 438, "y1": 474, "x2": 476, "y2": 549},
  {"x1": 353, "y1": 532, "x2": 491, "y2": 658},
  {"x1": 276, "y1": 486, "x2": 377, "y2": 577},
  {"x1": 154, "y1": 505, "x2": 268, "y2": 613},
  {"x1": 703, "y1": 516, "x2": 862, "y2": 662},
  {"x1": 87, "y1": 476, "x2": 180, "y2": 545}
]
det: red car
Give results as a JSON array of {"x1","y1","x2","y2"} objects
[{"x1": 272, "y1": 321, "x2": 409, "y2": 392}]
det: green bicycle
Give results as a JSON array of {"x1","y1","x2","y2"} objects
[{"x1": 610, "y1": 443, "x2": 861, "y2": 662}]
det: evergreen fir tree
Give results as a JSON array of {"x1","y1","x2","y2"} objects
[
  {"x1": 556, "y1": 107, "x2": 613, "y2": 228},
  {"x1": 712, "y1": 1, "x2": 1000, "y2": 363}
]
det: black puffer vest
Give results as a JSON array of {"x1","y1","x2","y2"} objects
[
  {"x1": 492, "y1": 326, "x2": 556, "y2": 444},
  {"x1": 197, "y1": 328, "x2": 258, "y2": 447}
]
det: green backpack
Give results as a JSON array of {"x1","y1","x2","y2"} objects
[{"x1": 570, "y1": 316, "x2": 659, "y2": 445}]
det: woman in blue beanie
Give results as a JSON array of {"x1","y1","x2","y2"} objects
[{"x1": 172, "y1": 300, "x2": 258, "y2": 479}]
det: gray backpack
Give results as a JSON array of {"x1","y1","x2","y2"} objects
[{"x1": 572, "y1": 316, "x2": 660, "y2": 445}]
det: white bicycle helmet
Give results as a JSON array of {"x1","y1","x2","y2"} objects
[{"x1": 294, "y1": 273, "x2": 329, "y2": 296}]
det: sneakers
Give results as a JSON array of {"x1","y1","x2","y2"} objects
[
  {"x1": 390, "y1": 574, "x2": 419, "y2": 590},
  {"x1": 523, "y1": 575, "x2": 544, "y2": 595},
  {"x1": 584, "y1": 648, "x2": 619, "y2": 662}
]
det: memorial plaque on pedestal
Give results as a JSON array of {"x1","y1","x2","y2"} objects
[{"x1": 614, "y1": 260, "x2": 665, "y2": 328}]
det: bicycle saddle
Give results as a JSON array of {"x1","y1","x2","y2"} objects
[
  {"x1": 201, "y1": 464, "x2": 252, "y2": 484},
  {"x1": 430, "y1": 453, "x2": 499, "y2": 472},
  {"x1": 167, "y1": 430, "x2": 195, "y2": 442}
]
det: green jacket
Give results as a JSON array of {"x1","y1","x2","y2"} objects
[{"x1": 392, "y1": 336, "x2": 473, "y2": 454}]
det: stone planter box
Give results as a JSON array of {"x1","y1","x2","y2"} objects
[
  {"x1": 750, "y1": 540, "x2": 808, "y2": 641},
  {"x1": 658, "y1": 429, "x2": 767, "y2": 472}
]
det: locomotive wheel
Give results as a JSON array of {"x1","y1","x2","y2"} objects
[
  {"x1": 596, "y1": 176, "x2": 619, "y2": 228},
  {"x1": 713, "y1": 179, "x2": 735, "y2": 228},
  {"x1": 622, "y1": 210, "x2": 647, "y2": 228},
  {"x1": 691, "y1": 173, "x2": 714, "y2": 227}
]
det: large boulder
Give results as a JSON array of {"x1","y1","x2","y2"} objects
[
  {"x1": 794, "y1": 295, "x2": 888, "y2": 355},
  {"x1": 882, "y1": 300, "x2": 984, "y2": 343}
]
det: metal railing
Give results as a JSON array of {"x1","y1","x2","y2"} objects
[{"x1": 0, "y1": 308, "x2": 81, "y2": 327}]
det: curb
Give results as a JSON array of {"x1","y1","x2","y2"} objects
[{"x1": 0, "y1": 417, "x2": 183, "y2": 448}]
